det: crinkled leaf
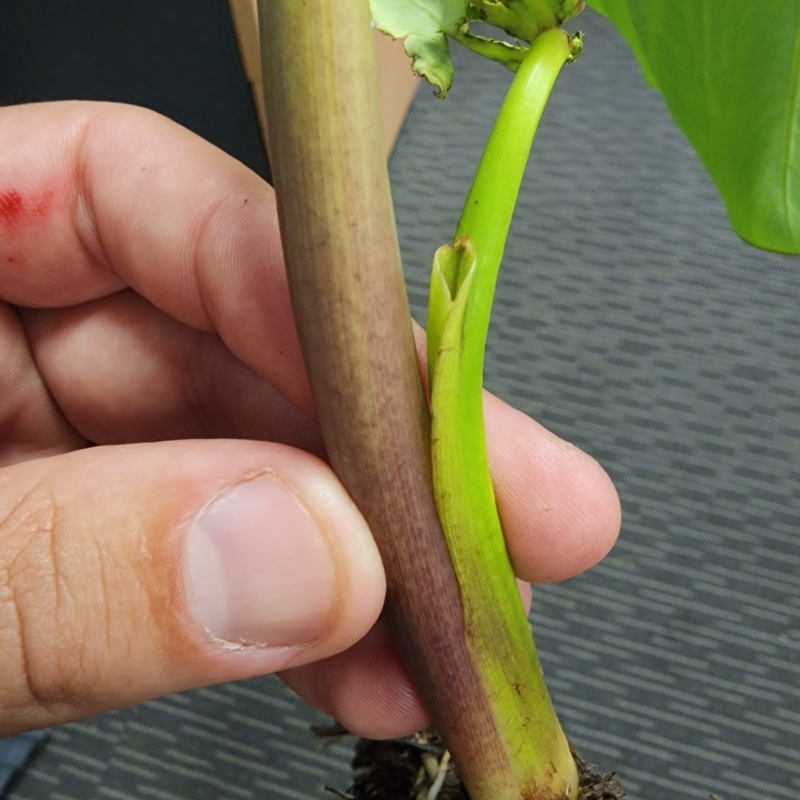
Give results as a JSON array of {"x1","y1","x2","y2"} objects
[
  {"x1": 370, "y1": 0, "x2": 467, "y2": 94},
  {"x1": 370, "y1": 0, "x2": 585, "y2": 94},
  {"x1": 400, "y1": 31, "x2": 455, "y2": 94},
  {"x1": 588, "y1": 0, "x2": 800, "y2": 254}
]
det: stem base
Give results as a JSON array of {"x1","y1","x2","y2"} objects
[{"x1": 343, "y1": 732, "x2": 626, "y2": 800}]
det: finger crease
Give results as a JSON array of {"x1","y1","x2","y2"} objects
[{"x1": 73, "y1": 110, "x2": 119, "y2": 279}]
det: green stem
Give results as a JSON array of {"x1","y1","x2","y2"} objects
[
  {"x1": 428, "y1": 27, "x2": 578, "y2": 799},
  {"x1": 430, "y1": 27, "x2": 576, "y2": 367}
]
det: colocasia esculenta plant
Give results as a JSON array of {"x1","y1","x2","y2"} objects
[{"x1": 255, "y1": 2, "x2": 799, "y2": 798}]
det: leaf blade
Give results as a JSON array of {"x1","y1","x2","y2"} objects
[{"x1": 587, "y1": 0, "x2": 800, "y2": 254}]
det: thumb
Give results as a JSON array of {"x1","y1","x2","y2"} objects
[{"x1": 0, "y1": 440, "x2": 384, "y2": 736}]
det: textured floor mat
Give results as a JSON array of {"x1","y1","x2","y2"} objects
[
  {"x1": 0, "y1": 733, "x2": 48, "y2": 794},
  {"x1": 5, "y1": 10, "x2": 798, "y2": 800}
]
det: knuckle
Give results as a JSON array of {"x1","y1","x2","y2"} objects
[{"x1": 0, "y1": 479, "x2": 97, "y2": 721}]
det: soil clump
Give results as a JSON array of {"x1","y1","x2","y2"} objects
[{"x1": 323, "y1": 728, "x2": 625, "y2": 800}]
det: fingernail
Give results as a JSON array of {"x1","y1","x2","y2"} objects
[{"x1": 186, "y1": 476, "x2": 336, "y2": 647}]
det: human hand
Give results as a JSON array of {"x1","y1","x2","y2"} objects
[{"x1": 0, "y1": 101, "x2": 620, "y2": 739}]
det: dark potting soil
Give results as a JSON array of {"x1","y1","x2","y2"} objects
[{"x1": 328, "y1": 729, "x2": 625, "y2": 800}]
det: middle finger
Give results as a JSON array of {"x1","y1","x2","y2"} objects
[{"x1": 21, "y1": 291, "x2": 324, "y2": 455}]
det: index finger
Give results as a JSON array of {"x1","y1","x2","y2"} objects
[{"x1": 0, "y1": 100, "x2": 311, "y2": 413}]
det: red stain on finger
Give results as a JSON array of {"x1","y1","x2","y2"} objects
[
  {"x1": 32, "y1": 189, "x2": 55, "y2": 218},
  {"x1": 0, "y1": 187, "x2": 58, "y2": 237},
  {"x1": 1, "y1": 189, "x2": 54, "y2": 272},
  {"x1": 0, "y1": 189, "x2": 24, "y2": 226}
]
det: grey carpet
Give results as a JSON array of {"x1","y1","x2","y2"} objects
[
  {"x1": 0, "y1": 733, "x2": 48, "y2": 793},
  {"x1": 4, "y1": 9, "x2": 798, "y2": 800}
]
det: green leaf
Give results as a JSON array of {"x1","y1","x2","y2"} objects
[
  {"x1": 588, "y1": 1, "x2": 800, "y2": 254},
  {"x1": 369, "y1": 0, "x2": 467, "y2": 95},
  {"x1": 370, "y1": 0, "x2": 585, "y2": 94}
]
